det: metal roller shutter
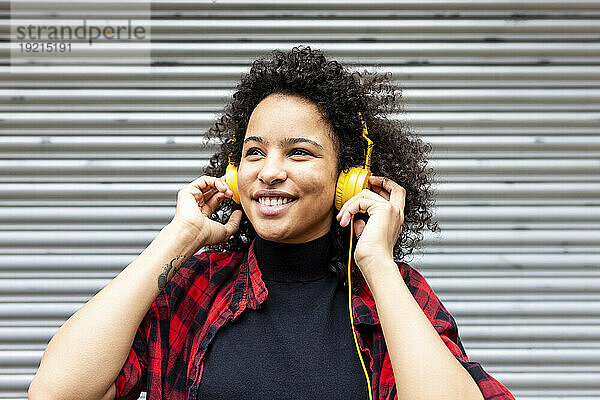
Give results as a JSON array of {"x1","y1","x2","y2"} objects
[{"x1": 3, "y1": 1, "x2": 600, "y2": 399}]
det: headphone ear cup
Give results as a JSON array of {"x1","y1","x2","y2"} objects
[
  {"x1": 334, "y1": 171, "x2": 348, "y2": 211},
  {"x1": 335, "y1": 167, "x2": 371, "y2": 211},
  {"x1": 225, "y1": 163, "x2": 241, "y2": 204}
]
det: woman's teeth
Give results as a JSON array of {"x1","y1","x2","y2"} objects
[{"x1": 258, "y1": 197, "x2": 294, "y2": 206}]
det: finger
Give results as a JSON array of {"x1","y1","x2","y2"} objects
[
  {"x1": 212, "y1": 176, "x2": 228, "y2": 194},
  {"x1": 189, "y1": 176, "x2": 215, "y2": 192},
  {"x1": 203, "y1": 191, "x2": 226, "y2": 216},
  {"x1": 368, "y1": 175, "x2": 386, "y2": 187},
  {"x1": 189, "y1": 175, "x2": 229, "y2": 195},
  {"x1": 214, "y1": 179, "x2": 233, "y2": 198},
  {"x1": 353, "y1": 218, "x2": 366, "y2": 239},
  {"x1": 336, "y1": 189, "x2": 383, "y2": 222},
  {"x1": 339, "y1": 196, "x2": 379, "y2": 227},
  {"x1": 200, "y1": 177, "x2": 232, "y2": 200},
  {"x1": 369, "y1": 176, "x2": 405, "y2": 209},
  {"x1": 370, "y1": 185, "x2": 390, "y2": 201},
  {"x1": 224, "y1": 209, "x2": 243, "y2": 238},
  {"x1": 203, "y1": 187, "x2": 218, "y2": 201},
  {"x1": 220, "y1": 178, "x2": 234, "y2": 198}
]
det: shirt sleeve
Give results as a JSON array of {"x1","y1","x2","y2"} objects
[
  {"x1": 401, "y1": 263, "x2": 516, "y2": 400},
  {"x1": 113, "y1": 307, "x2": 152, "y2": 400}
]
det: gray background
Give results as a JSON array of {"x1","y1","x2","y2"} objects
[{"x1": 3, "y1": 1, "x2": 600, "y2": 399}]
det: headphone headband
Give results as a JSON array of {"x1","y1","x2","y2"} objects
[{"x1": 357, "y1": 111, "x2": 373, "y2": 172}]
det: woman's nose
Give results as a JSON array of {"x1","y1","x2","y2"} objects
[{"x1": 257, "y1": 156, "x2": 287, "y2": 185}]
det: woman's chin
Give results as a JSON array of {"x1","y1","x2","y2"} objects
[{"x1": 254, "y1": 226, "x2": 290, "y2": 242}]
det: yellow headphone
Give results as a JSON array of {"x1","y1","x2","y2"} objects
[{"x1": 224, "y1": 112, "x2": 374, "y2": 400}]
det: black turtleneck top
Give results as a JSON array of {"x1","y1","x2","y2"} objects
[{"x1": 196, "y1": 229, "x2": 371, "y2": 399}]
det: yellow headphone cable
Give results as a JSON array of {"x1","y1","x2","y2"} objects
[{"x1": 347, "y1": 214, "x2": 373, "y2": 400}]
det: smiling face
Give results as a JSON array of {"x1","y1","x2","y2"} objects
[{"x1": 237, "y1": 93, "x2": 339, "y2": 244}]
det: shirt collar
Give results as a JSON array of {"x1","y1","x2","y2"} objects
[
  {"x1": 232, "y1": 236, "x2": 380, "y2": 326},
  {"x1": 253, "y1": 230, "x2": 334, "y2": 282}
]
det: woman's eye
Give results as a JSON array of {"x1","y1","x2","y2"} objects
[
  {"x1": 290, "y1": 149, "x2": 313, "y2": 157},
  {"x1": 245, "y1": 148, "x2": 262, "y2": 156},
  {"x1": 245, "y1": 148, "x2": 313, "y2": 157}
]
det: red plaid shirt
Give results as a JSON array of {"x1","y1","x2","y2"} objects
[{"x1": 115, "y1": 237, "x2": 515, "y2": 400}]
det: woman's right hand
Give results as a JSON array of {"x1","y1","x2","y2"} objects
[{"x1": 170, "y1": 175, "x2": 243, "y2": 246}]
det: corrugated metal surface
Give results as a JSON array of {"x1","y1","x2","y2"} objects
[{"x1": 3, "y1": 1, "x2": 600, "y2": 399}]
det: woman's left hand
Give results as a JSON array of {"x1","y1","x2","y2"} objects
[{"x1": 335, "y1": 175, "x2": 406, "y2": 275}]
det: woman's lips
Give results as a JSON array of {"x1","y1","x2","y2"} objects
[{"x1": 254, "y1": 198, "x2": 297, "y2": 216}]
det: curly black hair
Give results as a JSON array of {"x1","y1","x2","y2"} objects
[{"x1": 201, "y1": 45, "x2": 440, "y2": 289}]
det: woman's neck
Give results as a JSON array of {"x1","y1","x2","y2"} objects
[{"x1": 253, "y1": 229, "x2": 334, "y2": 283}]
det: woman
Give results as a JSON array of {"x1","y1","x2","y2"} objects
[{"x1": 29, "y1": 46, "x2": 515, "y2": 400}]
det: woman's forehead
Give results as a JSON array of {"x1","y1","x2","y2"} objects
[{"x1": 243, "y1": 94, "x2": 337, "y2": 149}]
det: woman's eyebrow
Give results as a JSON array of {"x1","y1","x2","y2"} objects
[{"x1": 243, "y1": 136, "x2": 324, "y2": 150}]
